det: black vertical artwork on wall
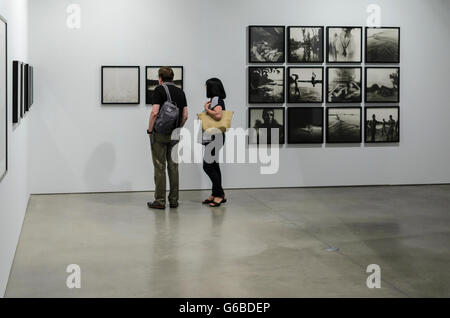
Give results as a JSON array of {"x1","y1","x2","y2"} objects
[
  {"x1": 24, "y1": 63, "x2": 29, "y2": 112},
  {"x1": 12, "y1": 61, "x2": 18, "y2": 123},
  {"x1": 20, "y1": 62, "x2": 23, "y2": 118}
]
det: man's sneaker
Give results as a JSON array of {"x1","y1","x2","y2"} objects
[
  {"x1": 147, "y1": 201, "x2": 165, "y2": 210},
  {"x1": 169, "y1": 203, "x2": 179, "y2": 208}
]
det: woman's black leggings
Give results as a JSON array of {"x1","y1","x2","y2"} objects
[{"x1": 203, "y1": 143, "x2": 225, "y2": 198}]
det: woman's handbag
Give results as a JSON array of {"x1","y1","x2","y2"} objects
[{"x1": 198, "y1": 110, "x2": 234, "y2": 133}]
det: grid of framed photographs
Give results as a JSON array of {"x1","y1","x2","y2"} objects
[
  {"x1": 12, "y1": 61, "x2": 34, "y2": 125},
  {"x1": 247, "y1": 25, "x2": 400, "y2": 145}
]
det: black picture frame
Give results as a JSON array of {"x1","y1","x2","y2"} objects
[
  {"x1": 287, "y1": 66, "x2": 324, "y2": 103},
  {"x1": 101, "y1": 66, "x2": 140, "y2": 105},
  {"x1": 326, "y1": 26, "x2": 362, "y2": 64},
  {"x1": 365, "y1": 27, "x2": 400, "y2": 64},
  {"x1": 365, "y1": 67, "x2": 400, "y2": 103},
  {"x1": 248, "y1": 25, "x2": 285, "y2": 64},
  {"x1": 0, "y1": 15, "x2": 6, "y2": 182},
  {"x1": 248, "y1": 66, "x2": 285, "y2": 104},
  {"x1": 24, "y1": 63, "x2": 29, "y2": 112},
  {"x1": 29, "y1": 65, "x2": 34, "y2": 107},
  {"x1": 248, "y1": 107, "x2": 285, "y2": 145},
  {"x1": 20, "y1": 62, "x2": 23, "y2": 118},
  {"x1": 326, "y1": 107, "x2": 362, "y2": 144},
  {"x1": 365, "y1": 106, "x2": 400, "y2": 143},
  {"x1": 287, "y1": 107, "x2": 324, "y2": 144},
  {"x1": 287, "y1": 26, "x2": 324, "y2": 64},
  {"x1": 145, "y1": 66, "x2": 183, "y2": 105},
  {"x1": 326, "y1": 67, "x2": 362, "y2": 104},
  {"x1": 12, "y1": 61, "x2": 19, "y2": 124}
]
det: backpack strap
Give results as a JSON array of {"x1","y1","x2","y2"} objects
[{"x1": 162, "y1": 83, "x2": 173, "y2": 103}]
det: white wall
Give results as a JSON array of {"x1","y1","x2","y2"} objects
[
  {"x1": 0, "y1": 0, "x2": 29, "y2": 297},
  {"x1": 28, "y1": 0, "x2": 450, "y2": 194}
]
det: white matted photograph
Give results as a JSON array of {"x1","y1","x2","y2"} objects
[{"x1": 101, "y1": 66, "x2": 140, "y2": 104}]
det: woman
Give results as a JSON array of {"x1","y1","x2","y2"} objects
[{"x1": 202, "y1": 78, "x2": 227, "y2": 207}]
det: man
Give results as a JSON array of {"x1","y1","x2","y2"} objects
[
  {"x1": 254, "y1": 109, "x2": 283, "y2": 145},
  {"x1": 147, "y1": 67, "x2": 188, "y2": 209}
]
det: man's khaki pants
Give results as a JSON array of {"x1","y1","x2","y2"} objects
[{"x1": 150, "y1": 132, "x2": 179, "y2": 206}]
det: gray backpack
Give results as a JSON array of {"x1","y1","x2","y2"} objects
[{"x1": 154, "y1": 83, "x2": 180, "y2": 135}]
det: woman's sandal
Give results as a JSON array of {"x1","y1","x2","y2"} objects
[
  {"x1": 209, "y1": 198, "x2": 227, "y2": 207},
  {"x1": 202, "y1": 198, "x2": 214, "y2": 204}
]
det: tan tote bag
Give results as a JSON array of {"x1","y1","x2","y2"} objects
[{"x1": 198, "y1": 110, "x2": 234, "y2": 133}]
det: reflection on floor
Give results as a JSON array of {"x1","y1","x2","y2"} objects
[{"x1": 5, "y1": 185, "x2": 450, "y2": 297}]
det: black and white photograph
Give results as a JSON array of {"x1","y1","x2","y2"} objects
[
  {"x1": 24, "y1": 64, "x2": 29, "y2": 112},
  {"x1": 287, "y1": 26, "x2": 323, "y2": 63},
  {"x1": 365, "y1": 106, "x2": 400, "y2": 143},
  {"x1": 326, "y1": 107, "x2": 362, "y2": 143},
  {"x1": 101, "y1": 66, "x2": 140, "y2": 104},
  {"x1": 366, "y1": 27, "x2": 400, "y2": 63},
  {"x1": 248, "y1": 107, "x2": 285, "y2": 145},
  {"x1": 287, "y1": 107, "x2": 323, "y2": 144},
  {"x1": 146, "y1": 66, "x2": 183, "y2": 105},
  {"x1": 327, "y1": 67, "x2": 362, "y2": 103},
  {"x1": 0, "y1": 16, "x2": 6, "y2": 182},
  {"x1": 249, "y1": 26, "x2": 285, "y2": 63},
  {"x1": 249, "y1": 67, "x2": 285, "y2": 104},
  {"x1": 327, "y1": 27, "x2": 362, "y2": 63},
  {"x1": 287, "y1": 67, "x2": 323, "y2": 103},
  {"x1": 12, "y1": 61, "x2": 20, "y2": 124},
  {"x1": 365, "y1": 67, "x2": 400, "y2": 103}
]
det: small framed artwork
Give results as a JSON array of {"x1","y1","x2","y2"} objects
[
  {"x1": 146, "y1": 66, "x2": 183, "y2": 105},
  {"x1": 101, "y1": 66, "x2": 140, "y2": 104},
  {"x1": 248, "y1": 107, "x2": 285, "y2": 145},
  {"x1": 248, "y1": 66, "x2": 285, "y2": 104},
  {"x1": 365, "y1": 67, "x2": 400, "y2": 103},
  {"x1": 287, "y1": 107, "x2": 323, "y2": 144},
  {"x1": 248, "y1": 26, "x2": 285, "y2": 63},
  {"x1": 12, "y1": 61, "x2": 19, "y2": 123},
  {"x1": 326, "y1": 67, "x2": 362, "y2": 103},
  {"x1": 287, "y1": 26, "x2": 324, "y2": 63},
  {"x1": 287, "y1": 67, "x2": 323, "y2": 103},
  {"x1": 366, "y1": 27, "x2": 400, "y2": 63},
  {"x1": 365, "y1": 106, "x2": 400, "y2": 143},
  {"x1": 29, "y1": 66, "x2": 34, "y2": 107},
  {"x1": 326, "y1": 107, "x2": 362, "y2": 143},
  {"x1": 326, "y1": 27, "x2": 362, "y2": 63},
  {"x1": 20, "y1": 62, "x2": 23, "y2": 118},
  {"x1": 24, "y1": 63, "x2": 29, "y2": 112}
]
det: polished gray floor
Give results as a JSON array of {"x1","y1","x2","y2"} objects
[{"x1": 5, "y1": 185, "x2": 450, "y2": 298}]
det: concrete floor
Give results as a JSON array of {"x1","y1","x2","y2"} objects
[{"x1": 5, "y1": 185, "x2": 450, "y2": 298}]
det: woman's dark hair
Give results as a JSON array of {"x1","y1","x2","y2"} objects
[{"x1": 206, "y1": 78, "x2": 226, "y2": 99}]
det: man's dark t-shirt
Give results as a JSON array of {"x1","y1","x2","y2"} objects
[{"x1": 152, "y1": 84, "x2": 187, "y2": 124}]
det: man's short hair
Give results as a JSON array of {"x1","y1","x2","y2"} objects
[{"x1": 158, "y1": 67, "x2": 174, "y2": 82}]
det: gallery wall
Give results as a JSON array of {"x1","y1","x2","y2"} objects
[
  {"x1": 0, "y1": 0, "x2": 29, "y2": 297},
  {"x1": 27, "y1": 0, "x2": 450, "y2": 194}
]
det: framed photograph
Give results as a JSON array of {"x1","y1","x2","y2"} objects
[
  {"x1": 287, "y1": 26, "x2": 324, "y2": 63},
  {"x1": 249, "y1": 26, "x2": 285, "y2": 63},
  {"x1": 146, "y1": 66, "x2": 183, "y2": 105},
  {"x1": 326, "y1": 107, "x2": 362, "y2": 143},
  {"x1": 365, "y1": 106, "x2": 400, "y2": 143},
  {"x1": 101, "y1": 66, "x2": 140, "y2": 104},
  {"x1": 248, "y1": 67, "x2": 285, "y2": 104},
  {"x1": 29, "y1": 66, "x2": 34, "y2": 107},
  {"x1": 326, "y1": 27, "x2": 362, "y2": 63},
  {"x1": 365, "y1": 67, "x2": 400, "y2": 103},
  {"x1": 12, "y1": 61, "x2": 20, "y2": 124},
  {"x1": 287, "y1": 107, "x2": 323, "y2": 144},
  {"x1": 366, "y1": 27, "x2": 400, "y2": 63},
  {"x1": 326, "y1": 67, "x2": 362, "y2": 103},
  {"x1": 24, "y1": 63, "x2": 29, "y2": 112},
  {"x1": 0, "y1": 15, "x2": 6, "y2": 182},
  {"x1": 287, "y1": 67, "x2": 323, "y2": 103},
  {"x1": 248, "y1": 107, "x2": 285, "y2": 145},
  {"x1": 20, "y1": 62, "x2": 23, "y2": 118}
]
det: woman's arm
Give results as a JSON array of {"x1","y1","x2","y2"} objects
[{"x1": 204, "y1": 101, "x2": 223, "y2": 121}]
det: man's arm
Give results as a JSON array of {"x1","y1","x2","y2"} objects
[
  {"x1": 148, "y1": 104, "x2": 160, "y2": 132},
  {"x1": 180, "y1": 107, "x2": 188, "y2": 127}
]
